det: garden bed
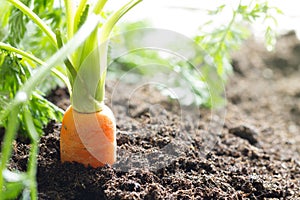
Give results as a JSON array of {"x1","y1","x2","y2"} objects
[{"x1": 8, "y1": 32, "x2": 300, "y2": 199}]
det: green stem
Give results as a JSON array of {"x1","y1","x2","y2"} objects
[
  {"x1": 96, "y1": 0, "x2": 142, "y2": 101},
  {"x1": 0, "y1": 42, "x2": 71, "y2": 92},
  {"x1": 216, "y1": 0, "x2": 242, "y2": 52},
  {"x1": 64, "y1": 0, "x2": 74, "y2": 39},
  {"x1": 28, "y1": 141, "x2": 38, "y2": 200},
  {"x1": 55, "y1": 29, "x2": 77, "y2": 86},
  {"x1": 93, "y1": 0, "x2": 108, "y2": 14},
  {"x1": 0, "y1": 107, "x2": 19, "y2": 194},
  {"x1": 212, "y1": 2, "x2": 239, "y2": 76},
  {"x1": 7, "y1": 0, "x2": 57, "y2": 46},
  {"x1": 73, "y1": 0, "x2": 88, "y2": 32},
  {"x1": 99, "y1": 0, "x2": 142, "y2": 42},
  {"x1": 0, "y1": 42, "x2": 42, "y2": 64},
  {"x1": 24, "y1": 108, "x2": 39, "y2": 200},
  {"x1": 215, "y1": 10, "x2": 237, "y2": 54}
]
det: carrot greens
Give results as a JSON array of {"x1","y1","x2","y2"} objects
[{"x1": 0, "y1": 50, "x2": 64, "y2": 135}]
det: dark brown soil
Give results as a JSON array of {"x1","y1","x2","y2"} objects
[{"x1": 9, "y1": 31, "x2": 300, "y2": 199}]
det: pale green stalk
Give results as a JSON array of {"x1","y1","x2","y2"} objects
[
  {"x1": 64, "y1": 0, "x2": 74, "y2": 39},
  {"x1": 71, "y1": 0, "x2": 142, "y2": 113},
  {"x1": 72, "y1": 0, "x2": 108, "y2": 70},
  {"x1": 72, "y1": 0, "x2": 110, "y2": 69},
  {"x1": 96, "y1": 0, "x2": 142, "y2": 101},
  {"x1": 99, "y1": 0, "x2": 142, "y2": 43},
  {"x1": 73, "y1": 0, "x2": 88, "y2": 32},
  {"x1": 28, "y1": 140, "x2": 38, "y2": 200},
  {"x1": 0, "y1": 107, "x2": 19, "y2": 195},
  {"x1": 93, "y1": 0, "x2": 108, "y2": 14},
  {"x1": 24, "y1": 108, "x2": 39, "y2": 200},
  {"x1": 6, "y1": 0, "x2": 57, "y2": 46}
]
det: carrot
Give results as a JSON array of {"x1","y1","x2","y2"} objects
[
  {"x1": 56, "y1": 0, "x2": 141, "y2": 168},
  {"x1": 60, "y1": 105, "x2": 116, "y2": 167}
]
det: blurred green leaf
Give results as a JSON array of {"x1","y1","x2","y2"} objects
[
  {"x1": 2, "y1": 169, "x2": 27, "y2": 199},
  {"x1": 2, "y1": 181, "x2": 24, "y2": 199},
  {"x1": 208, "y1": 4, "x2": 226, "y2": 15}
]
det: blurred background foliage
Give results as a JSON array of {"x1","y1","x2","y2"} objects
[{"x1": 109, "y1": 1, "x2": 281, "y2": 108}]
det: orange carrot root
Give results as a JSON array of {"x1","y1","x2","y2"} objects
[{"x1": 60, "y1": 105, "x2": 116, "y2": 168}]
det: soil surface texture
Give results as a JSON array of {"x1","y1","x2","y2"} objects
[{"x1": 8, "y1": 32, "x2": 300, "y2": 199}]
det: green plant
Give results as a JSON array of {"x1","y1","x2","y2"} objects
[
  {"x1": 0, "y1": 0, "x2": 141, "y2": 198},
  {"x1": 196, "y1": 0, "x2": 282, "y2": 77}
]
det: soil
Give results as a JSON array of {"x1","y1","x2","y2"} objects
[{"x1": 7, "y1": 31, "x2": 300, "y2": 199}]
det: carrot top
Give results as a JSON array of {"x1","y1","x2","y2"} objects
[
  {"x1": 1, "y1": 0, "x2": 141, "y2": 114},
  {"x1": 56, "y1": 0, "x2": 142, "y2": 113}
]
